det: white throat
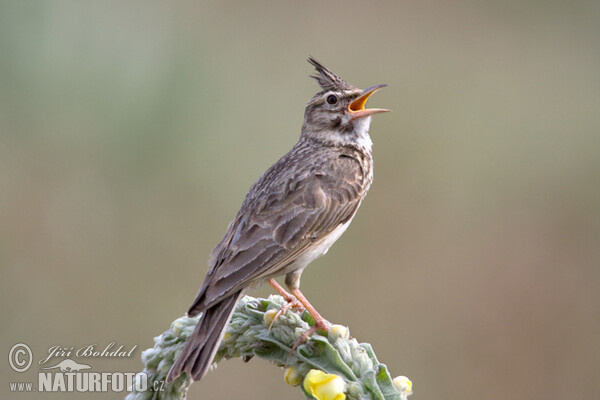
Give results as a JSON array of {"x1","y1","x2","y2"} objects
[
  {"x1": 302, "y1": 115, "x2": 374, "y2": 153},
  {"x1": 351, "y1": 116, "x2": 373, "y2": 152}
]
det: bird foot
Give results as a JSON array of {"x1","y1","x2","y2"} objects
[
  {"x1": 289, "y1": 319, "x2": 331, "y2": 354},
  {"x1": 268, "y1": 296, "x2": 304, "y2": 331}
]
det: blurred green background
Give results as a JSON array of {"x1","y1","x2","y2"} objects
[{"x1": 1, "y1": 1, "x2": 599, "y2": 399}]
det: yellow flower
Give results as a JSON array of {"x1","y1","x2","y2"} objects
[
  {"x1": 303, "y1": 369, "x2": 346, "y2": 400},
  {"x1": 284, "y1": 367, "x2": 302, "y2": 386}
]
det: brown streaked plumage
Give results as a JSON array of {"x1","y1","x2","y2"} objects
[{"x1": 167, "y1": 57, "x2": 389, "y2": 382}]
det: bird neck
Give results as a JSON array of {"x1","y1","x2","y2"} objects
[{"x1": 300, "y1": 117, "x2": 373, "y2": 154}]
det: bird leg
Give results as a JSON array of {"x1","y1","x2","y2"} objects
[
  {"x1": 286, "y1": 287, "x2": 332, "y2": 353},
  {"x1": 289, "y1": 288, "x2": 331, "y2": 332},
  {"x1": 267, "y1": 278, "x2": 296, "y2": 303},
  {"x1": 267, "y1": 279, "x2": 304, "y2": 329},
  {"x1": 282, "y1": 271, "x2": 332, "y2": 352}
]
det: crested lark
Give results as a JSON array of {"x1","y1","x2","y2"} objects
[{"x1": 167, "y1": 57, "x2": 389, "y2": 382}]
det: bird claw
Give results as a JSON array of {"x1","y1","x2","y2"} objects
[
  {"x1": 289, "y1": 319, "x2": 331, "y2": 354},
  {"x1": 268, "y1": 296, "x2": 304, "y2": 332}
]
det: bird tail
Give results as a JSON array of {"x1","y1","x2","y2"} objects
[{"x1": 166, "y1": 291, "x2": 244, "y2": 382}]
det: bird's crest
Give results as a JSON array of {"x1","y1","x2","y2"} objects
[{"x1": 308, "y1": 57, "x2": 356, "y2": 92}]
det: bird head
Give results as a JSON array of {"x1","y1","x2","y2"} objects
[{"x1": 301, "y1": 57, "x2": 389, "y2": 151}]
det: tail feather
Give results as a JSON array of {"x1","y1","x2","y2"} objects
[{"x1": 167, "y1": 291, "x2": 244, "y2": 382}]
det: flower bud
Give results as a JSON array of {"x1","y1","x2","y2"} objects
[
  {"x1": 393, "y1": 375, "x2": 413, "y2": 399},
  {"x1": 263, "y1": 309, "x2": 278, "y2": 327},
  {"x1": 328, "y1": 324, "x2": 349, "y2": 341},
  {"x1": 284, "y1": 367, "x2": 303, "y2": 386}
]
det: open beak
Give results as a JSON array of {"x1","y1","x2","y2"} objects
[{"x1": 348, "y1": 84, "x2": 390, "y2": 120}]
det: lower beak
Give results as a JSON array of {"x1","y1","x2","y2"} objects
[{"x1": 348, "y1": 84, "x2": 390, "y2": 120}]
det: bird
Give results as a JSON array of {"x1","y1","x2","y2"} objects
[{"x1": 167, "y1": 57, "x2": 389, "y2": 382}]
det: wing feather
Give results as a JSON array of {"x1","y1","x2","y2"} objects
[{"x1": 188, "y1": 148, "x2": 370, "y2": 314}]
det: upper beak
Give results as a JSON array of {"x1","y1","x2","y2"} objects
[{"x1": 348, "y1": 84, "x2": 390, "y2": 120}]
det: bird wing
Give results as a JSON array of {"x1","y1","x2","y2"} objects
[{"x1": 188, "y1": 151, "x2": 369, "y2": 315}]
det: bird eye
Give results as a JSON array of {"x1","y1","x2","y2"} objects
[{"x1": 326, "y1": 94, "x2": 338, "y2": 105}]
